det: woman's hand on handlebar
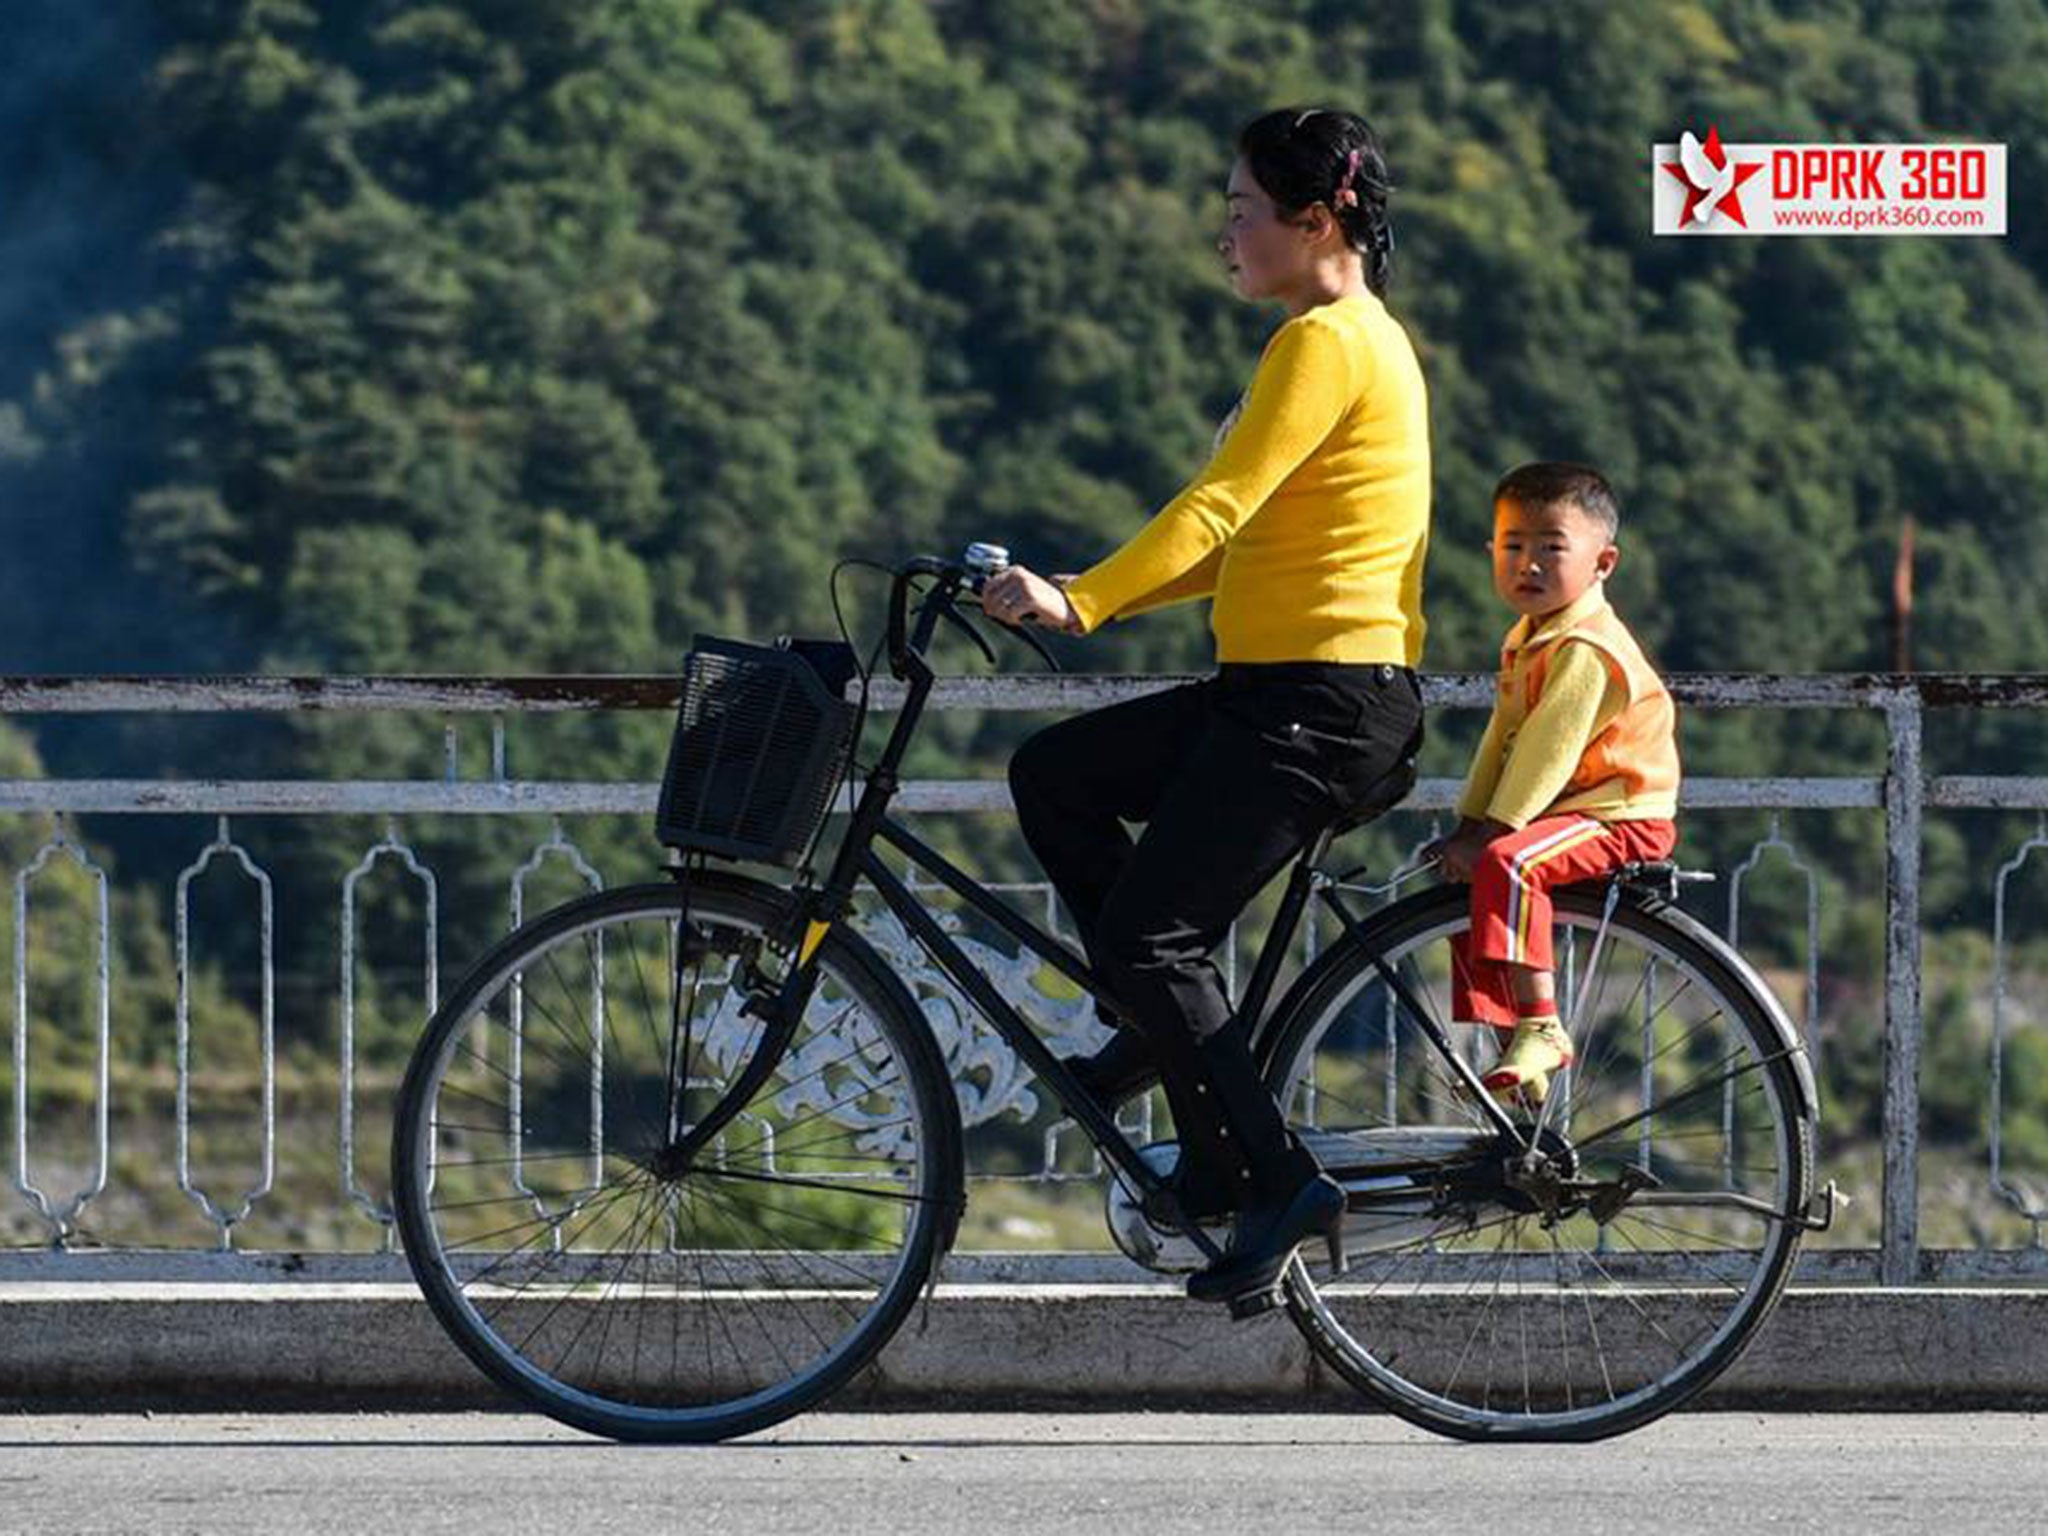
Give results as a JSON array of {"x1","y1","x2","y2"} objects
[{"x1": 980, "y1": 565, "x2": 1083, "y2": 634}]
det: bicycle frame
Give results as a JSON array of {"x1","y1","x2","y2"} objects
[{"x1": 669, "y1": 557, "x2": 1523, "y2": 1239}]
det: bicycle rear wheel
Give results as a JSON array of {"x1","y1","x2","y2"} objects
[
  {"x1": 391, "y1": 874, "x2": 962, "y2": 1442},
  {"x1": 1265, "y1": 883, "x2": 1814, "y2": 1441}
]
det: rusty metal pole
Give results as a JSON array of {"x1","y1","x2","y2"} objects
[
  {"x1": 1881, "y1": 684, "x2": 1924, "y2": 1285},
  {"x1": 1892, "y1": 515, "x2": 1917, "y2": 674}
]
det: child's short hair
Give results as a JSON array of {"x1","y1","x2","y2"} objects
[{"x1": 1493, "y1": 461, "x2": 1620, "y2": 541}]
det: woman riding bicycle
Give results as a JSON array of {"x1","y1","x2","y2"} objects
[{"x1": 979, "y1": 107, "x2": 1431, "y2": 1313}]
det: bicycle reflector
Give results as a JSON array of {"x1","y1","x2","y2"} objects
[{"x1": 655, "y1": 635, "x2": 860, "y2": 866}]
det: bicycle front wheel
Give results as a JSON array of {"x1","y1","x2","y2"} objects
[
  {"x1": 391, "y1": 874, "x2": 963, "y2": 1442},
  {"x1": 1265, "y1": 883, "x2": 1814, "y2": 1441}
]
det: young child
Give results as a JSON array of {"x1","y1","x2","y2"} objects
[{"x1": 1426, "y1": 462, "x2": 1681, "y2": 1107}]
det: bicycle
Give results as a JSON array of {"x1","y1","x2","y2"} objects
[{"x1": 391, "y1": 544, "x2": 1836, "y2": 1443}]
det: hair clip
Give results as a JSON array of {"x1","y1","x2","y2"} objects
[{"x1": 1332, "y1": 148, "x2": 1362, "y2": 210}]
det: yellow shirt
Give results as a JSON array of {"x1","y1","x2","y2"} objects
[
  {"x1": 1061, "y1": 292, "x2": 1431, "y2": 665},
  {"x1": 1457, "y1": 585, "x2": 1681, "y2": 829}
]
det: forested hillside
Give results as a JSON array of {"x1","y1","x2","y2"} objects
[
  {"x1": 8, "y1": 0, "x2": 2048, "y2": 688},
  {"x1": 8, "y1": 0, "x2": 2047, "y2": 925}
]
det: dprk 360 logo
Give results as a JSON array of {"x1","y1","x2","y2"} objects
[{"x1": 1659, "y1": 125, "x2": 1763, "y2": 229}]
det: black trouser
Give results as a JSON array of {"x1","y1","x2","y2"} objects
[{"x1": 1008, "y1": 660, "x2": 1424, "y2": 1204}]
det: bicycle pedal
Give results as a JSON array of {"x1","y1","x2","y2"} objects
[{"x1": 1226, "y1": 1287, "x2": 1283, "y2": 1322}]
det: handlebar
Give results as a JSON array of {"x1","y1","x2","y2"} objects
[
  {"x1": 885, "y1": 545, "x2": 1060, "y2": 681},
  {"x1": 885, "y1": 553, "x2": 966, "y2": 678}
]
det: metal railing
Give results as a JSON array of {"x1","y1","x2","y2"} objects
[{"x1": 3, "y1": 669, "x2": 2047, "y2": 1285}]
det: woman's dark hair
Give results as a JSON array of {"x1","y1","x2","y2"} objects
[{"x1": 1237, "y1": 107, "x2": 1396, "y2": 296}]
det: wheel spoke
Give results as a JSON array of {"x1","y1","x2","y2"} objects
[
  {"x1": 1276, "y1": 887, "x2": 1809, "y2": 1438},
  {"x1": 392, "y1": 887, "x2": 948, "y2": 1441}
]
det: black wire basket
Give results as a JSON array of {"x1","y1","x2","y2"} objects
[{"x1": 654, "y1": 635, "x2": 861, "y2": 867}]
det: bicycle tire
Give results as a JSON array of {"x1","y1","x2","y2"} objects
[
  {"x1": 391, "y1": 873, "x2": 963, "y2": 1442},
  {"x1": 1263, "y1": 882, "x2": 1813, "y2": 1441}
]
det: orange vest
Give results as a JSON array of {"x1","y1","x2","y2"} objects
[{"x1": 1516, "y1": 598, "x2": 1681, "y2": 816}]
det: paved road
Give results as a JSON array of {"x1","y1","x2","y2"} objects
[{"x1": 1, "y1": 1412, "x2": 2044, "y2": 1534}]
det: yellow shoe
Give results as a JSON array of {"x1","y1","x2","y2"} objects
[{"x1": 1480, "y1": 1016, "x2": 1574, "y2": 1109}]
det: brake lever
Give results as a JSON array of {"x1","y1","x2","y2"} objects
[
  {"x1": 1008, "y1": 614, "x2": 1064, "y2": 673},
  {"x1": 962, "y1": 577, "x2": 1065, "y2": 673},
  {"x1": 935, "y1": 598, "x2": 1000, "y2": 668},
  {"x1": 957, "y1": 546, "x2": 1067, "y2": 673}
]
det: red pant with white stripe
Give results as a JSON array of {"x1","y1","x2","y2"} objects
[{"x1": 1452, "y1": 816, "x2": 1679, "y2": 1027}]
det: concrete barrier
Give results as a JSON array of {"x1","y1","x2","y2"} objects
[{"x1": 3, "y1": 1280, "x2": 2047, "y2": 1412}]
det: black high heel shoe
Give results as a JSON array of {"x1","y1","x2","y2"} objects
[{"x1": 1184, "y1": 1170, "x2": 1347, "y2": 1318}]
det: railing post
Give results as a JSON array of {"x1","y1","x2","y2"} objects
[{"x1": 1880, "y1": 684, "x2": 1924, "y2": 1285}]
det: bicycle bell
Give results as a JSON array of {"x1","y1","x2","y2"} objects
[{"x1": 962, "y1": 542, "x2": 1012, "y2": 580}]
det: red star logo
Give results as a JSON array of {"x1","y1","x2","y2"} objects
[{"x1": 1661, "y1": 125, "x2": 1763, "y2": 229}]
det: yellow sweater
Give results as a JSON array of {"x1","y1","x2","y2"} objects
[
  {"x1": 1456, "y1": 641, "x2": 1626, "y2": 829},
  {"x1": 1457, "y1": 586, "x2": 1682, "y2": 828},
  {"x1": 1061, "y1": 292, "x2": 1431, "y2": 665}
]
